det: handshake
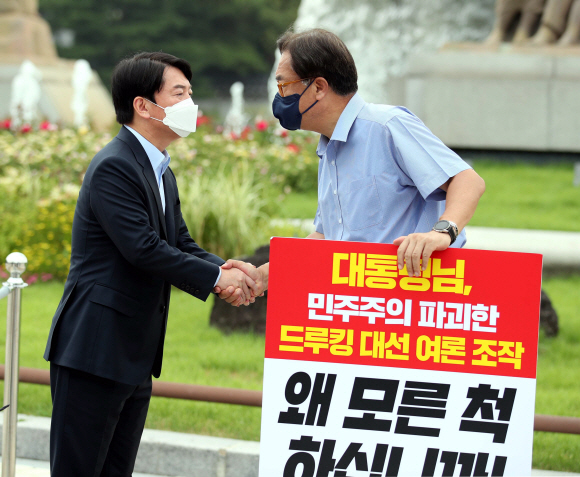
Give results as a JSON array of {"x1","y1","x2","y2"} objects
[{"x1": 213, "y1": 260, "x2": 269, "y2": 307}]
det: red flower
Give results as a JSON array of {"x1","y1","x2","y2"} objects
[
  {"x1": 41, "y1": 273, "x2": 53, "y2": 282},
  {"x1": 256, "y1": 120, "x2": 268, "y2": 132},
  {"x1": 196, "y1": 115, "x2": 210, "y2": 126},
  {"x1": 39, "y1": 120, "x2": 57, "y2": 130},
  {"x1": 26, "y1": 274, "x2": 38, "y2": 285},
  {"x1": 20, "y1": 124, "x2": 32, "y2": 133},
  {"x1": 0, "y1": 119, "x2": 11, "y2": 129},
  {"x1": 287, "y1": 143, "x2": 300, "y2": 153},
  {"x1": 241, "y1": 125, "x2": 252, "y2": 140},
  {"x1": 281, "y1": 130, "x2": 288, "y2": 138}
]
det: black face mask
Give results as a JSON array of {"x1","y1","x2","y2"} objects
[{"x1": 272, "y1": 80, "x2": 318, "y2": 131}]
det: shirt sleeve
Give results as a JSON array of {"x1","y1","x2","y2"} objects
[
  {"x1": 313, "y1": 204, "x2": 324, "y2": 235},
  {"x1": 388, "y1": 111, "x2": 471, "y2": 201},
  {"x1": 214, "y1": 268, "x2": 222, "y2": 287}
]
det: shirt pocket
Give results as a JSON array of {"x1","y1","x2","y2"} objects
[{"x1": 343, "y1": 175, "x2": 383, "y2": 231}]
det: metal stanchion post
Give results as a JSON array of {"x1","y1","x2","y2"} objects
[{"x1": 1, "y1": 253, "x2": 28, "y2": 477}]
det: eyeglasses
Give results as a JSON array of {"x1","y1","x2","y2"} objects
[{"x1": 277, "y1": 78, "x2": 312, "y2": 97}]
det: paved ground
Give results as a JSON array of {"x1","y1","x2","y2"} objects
[
  {"x1": 0, "y1": 457, "x2": 163, "y2": 476},
  {"x1": 2, "y1": 456, "x2": 579, "y2": 476}
]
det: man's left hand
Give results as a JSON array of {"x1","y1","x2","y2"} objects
[{"x1": 393, "y1": 231, "x2": 452, "y2": 277}]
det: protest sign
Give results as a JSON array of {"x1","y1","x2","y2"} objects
[{"x1": 259, "y1": 238, "x2": 542, "y2": 477}]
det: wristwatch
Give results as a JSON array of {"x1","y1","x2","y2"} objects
[{"x1": 432, "y1": 220, "x2": 458, "y2": 245}]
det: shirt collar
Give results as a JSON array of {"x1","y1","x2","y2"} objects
[
  {"x1": 316, "y1": 93, "x2": 366, "y2": 156},
  {"x1": 124, "y1": 125, "x2": 170, "y2": 185}
]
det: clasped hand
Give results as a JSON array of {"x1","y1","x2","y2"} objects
[{"x1": 214, "y1": 260, "x2": 268, "y2": 307}]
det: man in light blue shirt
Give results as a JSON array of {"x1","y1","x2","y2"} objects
[
  {"x1": 274, "y1": 28, "x2": 485, "y2": 275},
  {"x1": 312, "y1": 95, "x2": 471, "y2": 248},
  {"x1": 217, "y1": 28, "x2": 485, "y2": 299}
]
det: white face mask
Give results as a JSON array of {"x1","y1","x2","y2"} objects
[{"x1": 146, "y1": 97, "x2": 199, "y2": 137}]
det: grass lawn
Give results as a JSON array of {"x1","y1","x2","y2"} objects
[
  {"x1": 532, "y1": 274, "x2": 580, "y2": 472},
  {"x1": 0, "y1": 276, "x2": 579, "y2": 471},
  {"x1": 280, "y1": 161, "x2": 580, "y2": 232}
]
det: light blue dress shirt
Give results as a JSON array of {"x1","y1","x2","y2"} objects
[
  {"x1": 124, "y1": 126, "x2": 221, "y2": 285},
  {"x1": 125, "y1": 125, "x2": 171, "y2": 213},
  {"x1": 313, "y1": 93, "x2": 470, "y2": 247}
]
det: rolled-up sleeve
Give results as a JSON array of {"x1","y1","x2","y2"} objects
[{"x1": 389, "y1": 112, "x2": 471, "y2": 201}]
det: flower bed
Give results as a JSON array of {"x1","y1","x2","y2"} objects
[{"x1": 0, "y1": 120, "x2": 320, "y2": 280}]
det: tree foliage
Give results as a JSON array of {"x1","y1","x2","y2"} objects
[{"x1": 38, "y1": 0, "x2": 301, "y2": 97}]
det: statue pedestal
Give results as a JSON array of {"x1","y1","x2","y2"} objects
[{"x1": 400, "y1": 44, "x2": 580, "y2": 152}]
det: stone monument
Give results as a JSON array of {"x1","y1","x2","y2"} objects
[
  {"x1": 485, "y1": 0, "x2": 545, "y2": 45},
  {"x1": 0, "y1": 0, "x2": 57, "y2": 60},
  {"x1": 400, "y1": 0, "x2": 580, "y2": 152},
  {"x1": 0, "y1": 0, "x2": 115, "y2": 129},
  {"x1": 485, "y1": 0, "x2": 580, "y2": 46}
]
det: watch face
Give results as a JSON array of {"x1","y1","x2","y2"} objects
[{"x1": 434, "y1": 220, "x2": 450, "y2": 231}]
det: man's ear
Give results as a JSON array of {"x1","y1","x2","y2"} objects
[
  {"x1": 313, "y1": 77, "x2": 329, "y2": 100},
  {"x1": 133, "y1": 97, "x2": 151, "y2": 120}
]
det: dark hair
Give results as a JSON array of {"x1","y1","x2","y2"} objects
[
  {"x1": 277, "y1": 28, "x2": 358, "y2": 96},
  {"x1": 111, "y1": 52, "x2": 193, "y2": 124}
]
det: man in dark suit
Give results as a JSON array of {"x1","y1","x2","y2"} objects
[{"x1": 44, "y1": 52, "x2": 257, "y2": 476}]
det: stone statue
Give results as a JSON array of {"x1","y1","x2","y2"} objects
[
  {"x1": 486, "y1": 0, "x2": 580, "y2": 45},
  {"x1": 71, "y1": 59, "x2": 93, "y2": 127},
  {"x1": 560, "y1": 0, "x2": 580, "y2": 44},
  {"x1": 0, "y1": 0, "x2": 57, "y2": 60},
  {"x1": 0, "y1": 0, "x2": 37, "y2": 14},
  {"x1": 223, "y1": 82, "x2": 248, "y2": 137},
  {"x1": 486, "y1": 0, "x2": 546, "y2": 45},
  {"x1": 10, "y1": 59, "x2": 42, "y2": 128},
  {"x1": 533, "y1": 0, "x2": 580, "y2": 45},
  {"x1": 532, "y1": 0, "x2": 574, "y2": 44}
]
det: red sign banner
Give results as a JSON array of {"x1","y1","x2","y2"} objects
[
  {"x1": 259, "y1": 237, "x2": 542, "y2": 477},
  {"x1": 266, "y1": 238, "x2": 542, "y2": 378}
]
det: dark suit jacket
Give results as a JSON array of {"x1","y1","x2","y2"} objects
[{"x1": 44, "y1": 126, "x2": 225, "y2": 385}]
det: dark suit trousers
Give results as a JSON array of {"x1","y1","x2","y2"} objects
[{"x1": 50, "y1": 363, "x2": 152, "y2": 477}]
